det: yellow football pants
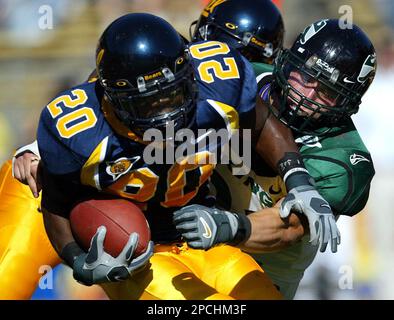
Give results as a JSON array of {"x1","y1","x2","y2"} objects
[
  {"x1": 102, "y1": 243, "x2": 282, "y2": 300},
  {"x1": 0, "y1": 160, "x2": 282, "y2": 300},
  {"x1": 0, "y1": 160, "x2": 61, "y2": 299}
]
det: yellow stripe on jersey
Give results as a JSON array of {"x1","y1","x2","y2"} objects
[
  {"x1": 207, "y1": 99, "x2": 239, "y2": 133},
  {"x1": 80, "y1": 137, "x2": 109, "y2": 190}
]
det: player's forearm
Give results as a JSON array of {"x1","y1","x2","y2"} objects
[
  {"x1": 174, "y1": 204, "x2": 307, "y2": 252},
  {"x1": 42, "y1": 207, "x2": 83, "y2": 267},
  {"x1": 254, "y1": 112, "x2": 299, "y2": 171},
  {"x1": 238, "y1": 209, "x2": 306, "y2": 253}
]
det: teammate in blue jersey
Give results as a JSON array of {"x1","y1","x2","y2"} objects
[{"x1": 37, "y1": 17, "x2": 257, "y2": 244}]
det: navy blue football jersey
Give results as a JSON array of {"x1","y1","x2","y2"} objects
[
  {"x1": 37, "y1": 41, "x2": 256, "y2": 239},
  {"x1": 189, "y1": 41, "x2": 257, "y2": 130}
]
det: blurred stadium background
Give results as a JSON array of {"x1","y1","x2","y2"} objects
[{"x1": 0, "y1": 0, "x2": 393, "y2": 300}]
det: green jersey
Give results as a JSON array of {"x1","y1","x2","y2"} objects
[
  {"x1": 211, "y1": 62, "x2": 375, "y2": 299},
  {"x1": 251, "y1": 62, "x2": 375, "y2": 216},
  {"x1": 259, "y1": 121, "x2": 374, "y2": 299},
  {"x1": 297, "y1": 123, "x2": 374, "y2": 216}
]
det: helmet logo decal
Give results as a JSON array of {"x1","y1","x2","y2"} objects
[
  {"x1": 357, "y1": 53, "x2": 376, "y2": 83},
  {"x1": 299, "y1": 19, "x2": 329, "y2": 44},
  {"x1": 343, "y1": 77, "x2": 356, "y2": 84},
  {"x1": 305, "y1": 55, "x2": 339, "y2": 83},
  {"x1": 248, "y1": 36, "x2": 274, "y2": 58},
  {"x1": 225, "y1": 22, "x2": 237, "y2": 30},
  {"x1": 176, "y1": 57, "x2": 184, "y2": 65},
  {"x1": 350, "y1": 153, "x2": 371, "y2": 165},
  {"x1": 316, "y1": 58, "x2": 335, "y2": 74},
  {"x1": 116, "y1": 81, "x2": 127, "y2": 87},
  {"x1": 144, "y1": 71, "x2": 163, "y2": 82},
  {"x1": 202, "y1": 0, "x2": 227, "y2": 17},
  {"x1": 250, "y1": 37, "x2": 264, "y2": 48}
]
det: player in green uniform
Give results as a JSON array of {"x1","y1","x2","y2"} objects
[
  {"x1": 251, "y1": 62, "x2": 374, "y2": 218},
  {"x1": 176, "y1": 18, "x2": 377, "y2": 299}
]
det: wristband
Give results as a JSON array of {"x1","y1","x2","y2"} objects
[
  {"x1": 14, "y1": 140, "x2": 40, "y2": 158},
  {"x1": 60, "y1": 242, "x2": 84, "y2": 267},
  {"x1": 229, "y1": 213, "x2": 252, "y2": 246},
  {"x1": 277, "y1": 152, "x2": 314, "y2": 190},
  {"x1": 277, "y1": 152, "x2": 306, "y2": 183},
  {"x1": 12, "y1": 141, "x2": 40, "y2": 178}
]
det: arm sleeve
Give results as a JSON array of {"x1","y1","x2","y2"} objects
[{"x1": 302, "y1": 151, "x2": 375, "y2": 216}]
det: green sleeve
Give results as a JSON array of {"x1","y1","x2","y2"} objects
[
  {"x1": 301, "y1": 124, "x2": 375, "y2": 216},
  {"x1": 304, "y1": 150, "x2": 375, "y2": 216}
]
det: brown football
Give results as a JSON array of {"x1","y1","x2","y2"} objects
[{"x1": 70, "y1": 198, "x2": 150, "y2": 257}]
